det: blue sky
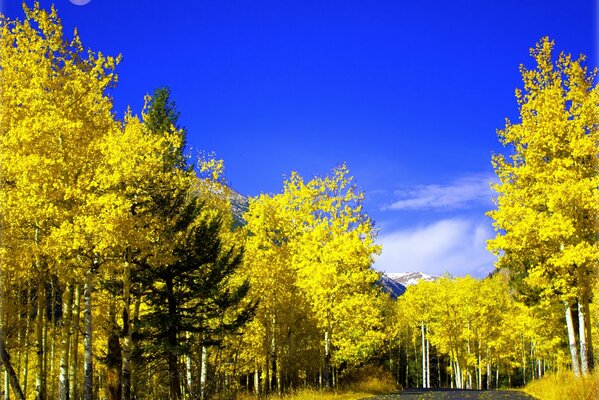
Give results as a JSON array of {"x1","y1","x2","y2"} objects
[{"x1": 3, "y1": 1, "x2": 597, "y2": 277}]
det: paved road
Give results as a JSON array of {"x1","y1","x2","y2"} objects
[{"x1": 367, "y1": 389, "x2": 537, "y2": 399}]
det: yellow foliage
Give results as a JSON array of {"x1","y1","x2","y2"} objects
[
  {"x1": 237, "y1": 164, "x2": 385, "y2": 385},
  {"x1": 487, "y1": 37, "x2": 598, "y2": 303}
]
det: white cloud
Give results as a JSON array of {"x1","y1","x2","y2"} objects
[
  {"x1": 374, "y1": 218, "x2": 496, "y2": 278},
  {"x1": 383, "y1": 174, "x2": 496, "y2": 211}
]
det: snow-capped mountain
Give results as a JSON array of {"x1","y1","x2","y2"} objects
[
  {"x1": 386, "y1": 271, "x2": 439, "y2": 287},
  {"x1": 378, "y1": 274, "x2": 406, "y2": 299}
]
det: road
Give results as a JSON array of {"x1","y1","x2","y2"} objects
[{"x1": 367, "y1": 389, "x2": 537, "y2": 399}]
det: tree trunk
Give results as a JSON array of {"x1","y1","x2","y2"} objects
[
  {"x1": 265, "y1": 347, "x2": 270, "y2": 395},
  {"x1": 406, "y1": 358, "x2": 409, "y2": 389},
  {"x1": 21, "y1": 283, "x2": 31, "y2": 398},
  {"x1": 130, "y1": 291, "x2": 141, "y2": 398},
  {"x1": 270, "y1": 315, "x2": 277, "y2": 393},
  {"x1": 485, "y1": 347, "x2": 490, "y2": 390},
  {"x1": 477, "y1": 345, "x2": 481, "y2": 390},
  {"x1": 332, "y1": 367, "x2": 336, "y2": 389},
  {"x1": 57, "y1": 280, "x2": 72, "y2": 400},
  {"x1": 577, "y1": 300, "x2": 589, "y2": 375},
  {"x1": 185, "y1": 332, "x2": 192, "y2": 397},
  {"x1": 565, "y1": 301, "x2": 581, "y2": 377},
  {"x1": 454, "y1": 359, "x2": 462, "y2": 389},
  {"x1": 253, "y1": 366, "x2": 259, "y2": 396},
  {"x1": 49, "y1": 280, "x2": 56, "y2": 400},
  {"x1": 436, "y1": 346, "x2": 441, "y2": 387},
  {"x1": 421, "y1": 322, "x2": 426, "y2": 388},
  {"x1": 16, "y1": 290, "x2": 22, "y2": 383},
  {"x1": 168, "y1": 349, "x2": 180, "y2": 400},
  {"x1": 582, "y1": 300, "x2": 594, "y2": 370},
  {"x1": 35, "y1": 273, "x2": 46, "y2": 400},
  {"x1": 107, "y1": 300, "x2": 122, "y2": 400},
  {"x1": 42, "y1": 299, "x2": 48, "y2": 396},
  {"x1": 0, "y1": 342, "x2": 25, "y2": 400},
  {"x1": 83, "y1": 269, "x2": 93, "y2": 400},
  {"x1": 426, "y1": 325, "x2": 430, "y2": 389},
  {"x1": 4, "y1": 368, "x2": 8, "y2": 400},
  {"x1": 495, "y1": 366, "x2": 499, "y2": 388},
  {"x1": 0, "y1": 285, "x2": 25, "y2": 400},
  {"x1": 68, "y1": 284, "x2": 80, "y2": 400},
  {"x1": 121, "y1": 255, "x2": 132, "y2": 400},
  {"x1": 166, "y1": 278, "x2": 180, "y2": 400},
  {"x1": 323, "y1": 330, "x2": 331, "y2": 388}
]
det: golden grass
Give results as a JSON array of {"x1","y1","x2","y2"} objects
[
  {"x1": 523, "y1": 369, "x2": 599, "y2": 400},
  {"x1": 236, "y1": 388, "x2": 375, "y2": 400},
  {"x1": 236, "y1": 366, "x2": 398, "y2": 400},
  {"x1": 342, "y1": 365, "x2": 398, "y2": 395}
]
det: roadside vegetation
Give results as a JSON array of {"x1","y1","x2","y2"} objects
[
  {"x1": 523, "y1": 369, "x2": 599, "y2": 400},
  {"x1": 237, "y1": 367, "x2": 397, "y2": 400}
]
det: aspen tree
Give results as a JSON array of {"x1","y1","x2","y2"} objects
[
  {"x1": 397, "y1": 280, "x2": 435, "y2": 388},
  {"x1": 0, "y1": 4, "x2": 121, "y2": 399},
  {"x1": 488, "y1": 38, "x2": 598, "y2": 376}
]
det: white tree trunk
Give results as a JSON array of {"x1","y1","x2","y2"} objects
[
  {"x1": 21, "y1": 284, "x2": 31, "y2": 398},
  {"x1": 121, "y1": 256, "x2": 132, "y2": 400},
  {"x1": 324, "y1": 330, "x2": 331, "y2": 388},
  {"x1": 454, "y1": 360, "x2": 462, "y2": 389},
  {"x1": 83, "y1": 269, "x2": 93, "y2": 400},
  {"x1": 49, "y1": 281, "x2": 56, "y2": 400},
  {"x1": 68, "y1": 284, "x2": 80, "y2": 400},
  {"x1": 57, "y1": 281, "x2": 72, "y2": 400},
  {"x1": 477, "y1": 347, "x2": 481, "y2": 390},
  {"x1": 577, "y1": 300, "x2": 589, "y2": 375},
  {"x1": 421, "y1": 322, "x2": 426, "y2": 388},
  {"x1": 4, "y1": 368, "x2": 8, "y2": 400},
  {"x1": 254, "y1": 367, "x2": 259, "y2": 396},
  {"x1": 495, "y1": 366, "x2": 499, "y2": 388},
  {"x1": 200, "y1": 346, "x2": 207, "y2": 400},
  {"x1": 424, "y1": 325, "x2": 431, "y2": 388},
  {"x1": 565, "y1": 301, "x2": 581, "y2": 377},
  {"x1": 35, "y1": 273, "x2": 46, "y2": 400},
  {"x1": 185, "y1": 333, "x2": 192, "y2": 396}
]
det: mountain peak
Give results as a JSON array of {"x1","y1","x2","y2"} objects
[{"x1": 386, "y1": 271, "x2": 438, "y2": 287}]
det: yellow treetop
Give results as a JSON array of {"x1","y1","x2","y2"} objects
[{"x1": 488, "y1": 37, "x2": 598, "y2": 303}]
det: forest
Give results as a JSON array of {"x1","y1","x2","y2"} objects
[{"x1": 0, "y1": 4, "x2": 597, "y2": 400}]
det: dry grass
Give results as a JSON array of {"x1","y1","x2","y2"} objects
[
  {"x1": 236, "y1": 366, "x2": 398, "y2": 400},
  {"x1": 523, "y1": 369, "x2": 599, "y2": 400},
  {"x1": 237, "y1": 388, "x2": 375, "y2": 400},
  {"x1": 341, "y1": 365, "x2": 398, "y2": 395}
]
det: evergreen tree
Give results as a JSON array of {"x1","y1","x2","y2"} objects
[
  {"x1": 137, "y1": 196, "x2": 255, "y2": 400},
  {"x1": 144, "y1": 87, "x2": 187, "y2": 169}
]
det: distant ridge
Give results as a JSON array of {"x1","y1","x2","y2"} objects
[
  {"x1": 378, "y1": 274, "x2": 406, "y2": 299},
  {"x1": 228, "y1": 188, "x2": 249, "y2": 227},
  {"x1": 386, "y1": 271, "x2": 439, "y2": 287}
]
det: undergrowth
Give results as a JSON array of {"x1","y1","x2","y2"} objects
[
  {"x1": 523, "y1": 369, "x2": 599, "y2": 400},
  {"x1": 236, "y1": 365, "x2": 398, "y2": 400}
]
